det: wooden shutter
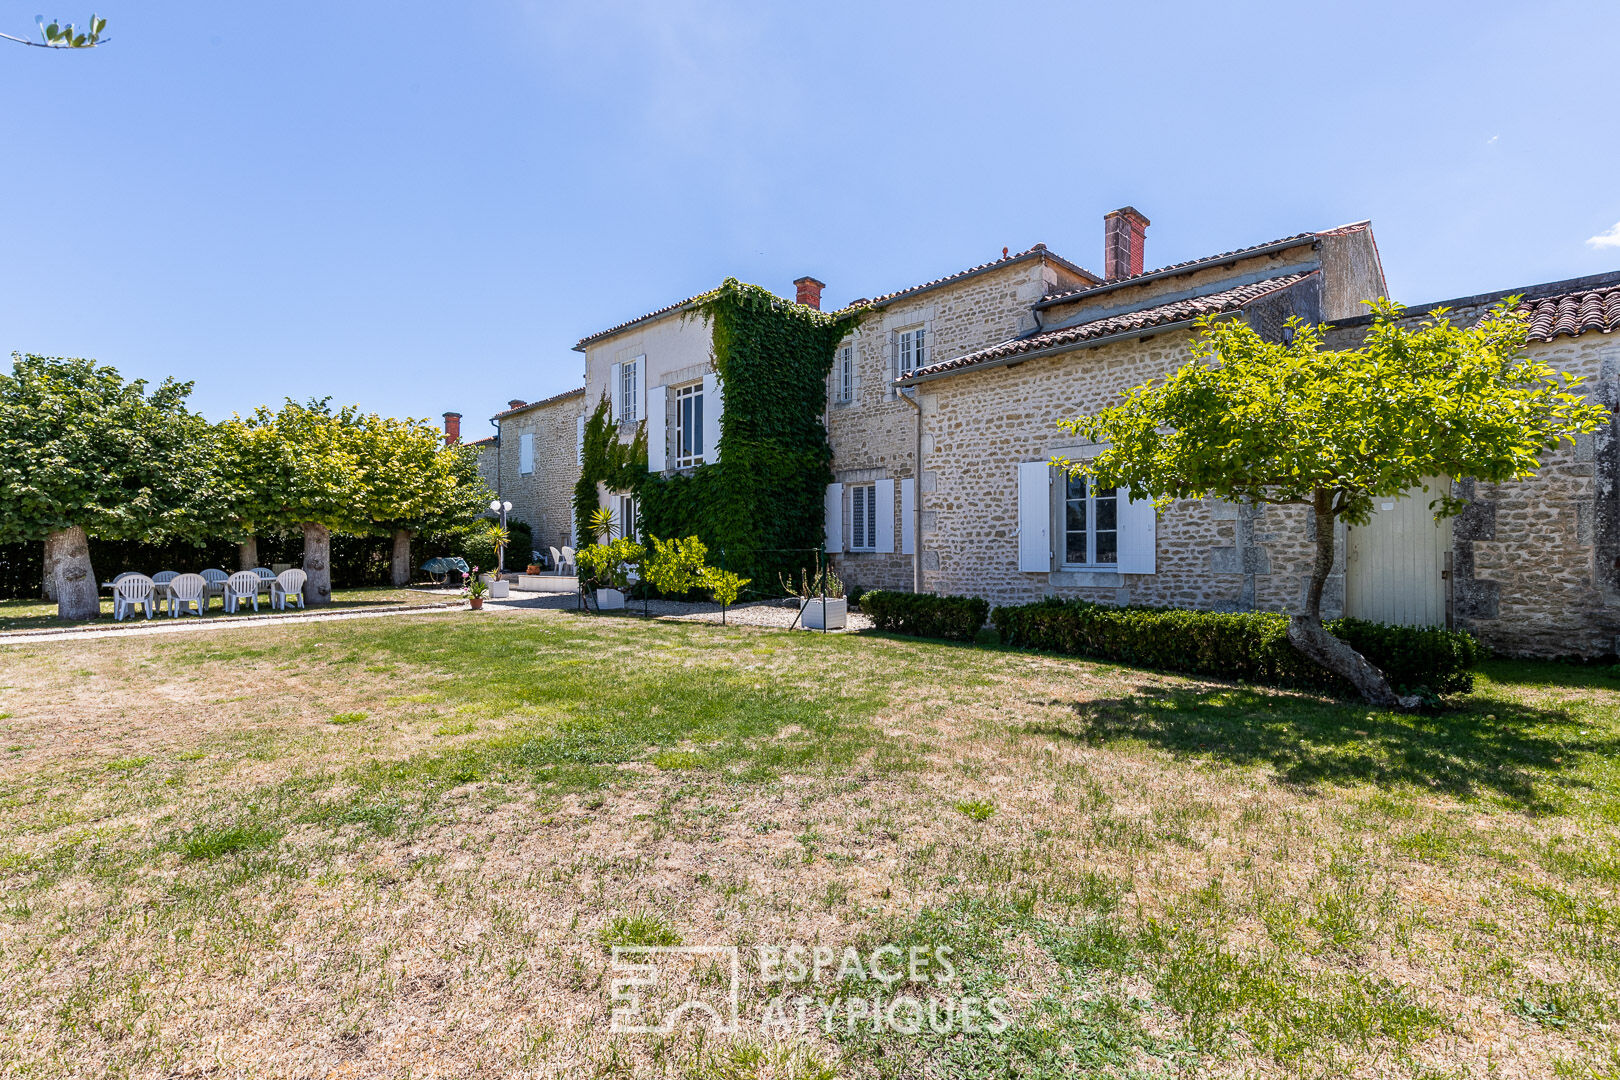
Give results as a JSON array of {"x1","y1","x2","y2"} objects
[
  {"x1": 519, "y1": 432, "x2": 534, "y2": 474},
  {"x1": 1017, "y1": 462, "x2": 1053, "y2": 573},
  {"x1": 702, "y1": 372, "x2": 722, "y2": 463},
  {"x1": 1115, "y1": 493, "x2": 1157, "y2": 575},
  {"x1": 647, "y1": 385, "x2": 667, "y2": 472},
  {"x1": 824, "y1": 483, "x2": 843, "y2": 553},
  {"x1": 634, "y1": 357, "x2": 646, "y2": 424},
  {"x1": 900, "y1": 478, "x2": 915, "y2": 555},
  {"x1": 609, "y1": 363, "x2": 622, "y2": 423},
  {"x1": 875, "y1": 478, "x2": 896, "y2": 554}
]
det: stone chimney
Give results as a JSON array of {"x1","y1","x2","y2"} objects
[
  {"x1": 1103, "y1": 207, "x2": 1151, "y2": 281},
  {"x1": 508, "y1": 399, "x2": 527, "y2": 411},
  {"x1": 794, "y1": 276, "x2": 826, "y2": 310},
  {"x1": 442, "y1": 411, "x2": 461, "y2": 446}
]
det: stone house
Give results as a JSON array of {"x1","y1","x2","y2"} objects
[{"x1": 449, "y1": 387, "x2": 586, "y2": 560}]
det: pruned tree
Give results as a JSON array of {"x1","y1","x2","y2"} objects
[
  {"x1": 219, "y1": 399, "x2": 369, "y2": 607},
  {"x1": 0, "y1": 354, "x2": 220, "y2": 619},
  {"x1": 353, "y1": 415, "x2": 491, "y2": 585},
  {"x1": 2, "y1": 14, "x2": 108, "y2": 48},
  {"x1": 1062, "y1": 300, "x2": 1609, "y2": 707}
]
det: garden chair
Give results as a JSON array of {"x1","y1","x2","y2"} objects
[
  {"x1": 165, "y1": 574, "x2": 207, "y2": 618},
  {"x1": 271, "y1": 568, "x2": 307, "y2": 611},
  {"x1": 223, "y1": 570, "x2": 263, "y2": 613},
  {"x1": 113, "y1": 575, "x2": 157, "y2": 621},
  {"x1": 200, "y1": 568, "x2": 228, "y2": 610},
  {"x1": 151, "y1": 570, "x2": 179, "y2": 613},
  {"x1": 549, "y1": 546, "x2": 563, "y2": 573},
  {"x1": 560, "y1": 546, "x2": 576, "y2": 575}
]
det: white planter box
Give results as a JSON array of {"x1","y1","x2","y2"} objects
[
  {"x1": 799, "y1": 597, "x2": 847, "y2": 630},
  {"x1": 487, "y1": 579, "x2": 510, "y2": 599},
  {"x1": 596, "y1": 588, "x2": 626, "y2": 610}
]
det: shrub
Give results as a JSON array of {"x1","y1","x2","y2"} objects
[
  {"x1": 862, "y1": 590, "x2": 990, "y2": 643},
  {"x1": 990, "y1": 599, "x2": 1477, "y2": 697}
]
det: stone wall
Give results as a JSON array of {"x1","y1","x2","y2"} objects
[{"x1": 484, "y1": 391, "x2": 586, "y2": 558}]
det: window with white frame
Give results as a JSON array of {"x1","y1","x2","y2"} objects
[
  {"x1": 849, "y1": 483, "x2": 878, "y2": 551},
  {"x1": 894, "y1": 326, "x2": 926, "y2": 379},
  {"x1": 833, "y1": 342, "x2": 854, "y2": 404},
  {"x1": 618, "y1": 493, "x2": 638, "y2": 542},
  {"x1": 674, "y1": 383, "x2": 704, "y2": 468},
  {"x1": 619, "y1": 358, "x2": 640, "y2": 423},
  {"x1": 1062, "y1": 475, "x2": 1118, "y2": 567}
]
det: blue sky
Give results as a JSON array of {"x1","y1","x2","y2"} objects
[{"x1": 3, "y1": 1, "x2": 1619, "y2": 429}]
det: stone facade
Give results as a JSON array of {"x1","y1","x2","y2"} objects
[{"x1": 478, "y1": 389, "x2": 586, "y2": 558}]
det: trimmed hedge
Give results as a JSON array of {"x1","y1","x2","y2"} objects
[
  {"x1": 862, "y1": 590, "x2": 989, "y2": 643},
  {"x1": 990, "y1": 598, "x2": 1477, "y2": 697}
]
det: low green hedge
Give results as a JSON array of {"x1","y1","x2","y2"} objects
[
  {"x1": 990, "y1": 598, "x2": 1477, "y2": 697},
  {"x1": 861, "y1": 590, "x2": 990, "y2": 643}
]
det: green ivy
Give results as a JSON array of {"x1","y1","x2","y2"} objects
[
  {"x1": 636, "y1": 279, "x2": 862, "y2": 594},
  {"x1": 573, "y1": 394, "x2": 647, "y2": 547}
]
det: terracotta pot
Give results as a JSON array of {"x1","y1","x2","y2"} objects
[
  {"x1": 526, "y1": 564, "x2": 540, "y2": 575},
  {"x1": 469, "y1": 597, "x2": 484, "y2": 610}
]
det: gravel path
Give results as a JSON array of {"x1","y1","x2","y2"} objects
[{"x1": 486, "y1": 589, "x2": 873, "y2": 631}]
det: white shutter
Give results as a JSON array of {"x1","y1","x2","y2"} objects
[
  {"x1": 609, "y1": 363, "x2": 622, "y2": 423},
  {"x1": 900, "y1": 478, "x2": 915, "y2": 555},
  {"x1": 647, "y1": 385, "x2": 667, "y2": 472},
  {"x1": 875, "y1": 478, "x2": 895, "y2": 554},
  {"x1": 519, "y1": 432, "x2": 534, "y2": 474},
  {"x1": 576, "y1": 414, "x2": 585, "y2": 465},
  {"x1": 1116, "y1": 492, "x2": 1158, "y2": 575},
  {"x1": 702, "y1": 372, "x2": 722, "y2": 464},
  {"x1": 635, "y1": 358, "x2": 646, "y2": 424},
  {"x1": 824, "y1": 483, "x2": 843, "y2": 553},
  {"x1": 610, "y1": 495, "x2": 623, "y2": 539},
  {"x1": 1017, "y1": 462, "x2": 1053, "y2": 573}
]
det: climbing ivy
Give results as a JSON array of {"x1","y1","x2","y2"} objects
[
  {"x1": 637, "y1": 278, "x2": 863, "y2": 594},
  {"x1": 573, "y1": 394, "x2": 647, "y2": 546}
]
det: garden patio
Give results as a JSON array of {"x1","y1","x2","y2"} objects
[{"x1": 0, "y1": 605, "x2": 1615, "y2": 1078}]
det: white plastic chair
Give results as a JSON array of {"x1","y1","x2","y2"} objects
[
  {"x1": 151, "y1": 571, "x2": 179, "y2": 612},
  {"x1": 560, "y1": 546, "x2": 576, "y2": 575},
  {"x1": 113, "y1": 575, "x2": 157, "y2": 621},
  {"x1": 548, "y1": 546, "x2": 564, "y2": 573},
  {"x1": 271, "y1": 568, "x2": 307, "y2": 611},
  {"x1": 166, "y1": 574, "x2": 207, "y2": 618},
  {"x1": 200, "y1": 568, "x2": 228, "y2": 610},
  {"x1": 223, "y1": 570, "x2": 262, "y2": 613}
]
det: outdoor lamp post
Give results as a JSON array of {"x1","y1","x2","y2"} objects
[{"x1": 489, "y1": 499, "x2": 513, "y2": 575}]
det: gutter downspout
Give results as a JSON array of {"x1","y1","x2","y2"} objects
[
  {"x1": 489, "y1": 416, "x2": 502, "y2": 512},
  {"x1": 897, "y1": 386, "x2": 924, "y2": 594}
]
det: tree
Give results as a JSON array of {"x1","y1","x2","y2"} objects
[
  {"x1": 220, "y1": 399, "x2": 370, "y2": 607},
  {"x1": 0, "y1": 354, "x2": 219, "y2": 619},
  {"x1": 352, "y1": 415, "x2": 491, "y2": 585},
  {"x1": 2, "y1": 14, "x2": 108, "y2": 48},
  {"x1": 1062, "y1": 300, "x2": 1609, "y2": 706}
]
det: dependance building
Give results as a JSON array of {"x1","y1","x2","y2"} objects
[{"x1": 453, "y1": 209, "x2": 1620, "y2": 659}]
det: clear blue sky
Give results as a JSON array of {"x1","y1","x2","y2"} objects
[{"x1": 4, "y1": 1, "x2": 1619, "y2": 430}]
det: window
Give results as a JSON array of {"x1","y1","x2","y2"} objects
[
  {"x1": 849, "y1": 484, "x2": 878, "y2": 551},
  {"x1": 674, "y1": 383, "x2": 704, "y2": 468},
  {"x1": 834, "y1": 343, "x2": 854, "y2": 404},
  {"x1": 618, "y1": 494, "x2": 638, "y2": 542},
  {"x1": 518, "y1": 432, "x2": 534, "y2": 474},
  {"x1": 619, "y1": 358, "x2": 640, "y2": 423},
  {"x1": 1063, "y1": 476, "x2": 1118, "y2": 566},
  {"x1": 895, "y1": 326, "x2": 926, "y2": 378}
]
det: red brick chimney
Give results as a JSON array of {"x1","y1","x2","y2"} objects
[
  {"x1": 508, "y1": 399, "x2": 527, "y2": 411},
  {"x1": 1103, "y1": 207, "x2": 1151, "y2": 281},
  {"x1": 794, "y1": 276, "x2": 825, "y2": 310},
  {"x1": 442, "y1": 411, "x2": 461, "y2": 446}
]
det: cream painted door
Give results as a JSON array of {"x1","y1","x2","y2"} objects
[{"x1": 1344, "y1": 479, "x2": 1451, "y2": 627}]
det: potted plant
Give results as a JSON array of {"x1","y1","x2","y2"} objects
[
  {"x1": 465, "y1": 567, "x2": 490, "y2": 610},
  {"x1": 782, "y1": 558, "x2": 846, "y2": 631},
  {"x1": 575, "y1": 537, "x2": 643, "y2": 611}
]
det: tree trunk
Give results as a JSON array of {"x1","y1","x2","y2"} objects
[
  {"x1": 1287, "y1": 490, "x2": 1417, "y2": 709},
  {"x1": 238, "y1": 536, "x2": 258, "y2": 571},
  {"x1": 42, "y1": 540, "x2": 59, "y2": 601},
  {"x1": 391, "y1": 529, "x2": 412, "y2": 587},
  {"x1": 46, "y1": 526, "x2": 99, "y2": 621},
  {"x1": 301, "y1": 522, "x2": 332, "y2": 606}
]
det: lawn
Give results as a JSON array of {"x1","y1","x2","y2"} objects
[
  {"x1": 0, "y1": 585, "x2": 454, "y2": 633},
  {"x1": 0, "y1": 607, "x2": 1616, "y2": 1078}
]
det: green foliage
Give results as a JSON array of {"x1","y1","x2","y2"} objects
[
  {"x1": 641, "y1": 535, "x2": 709, "y2": 597},
  {"x1": 638, "y1": 279, "x2": 863, "y2": 595},
  {"x1": 991, "y1": 599, "x2": 1478, "y2": 697},
  {"x1": 1063, "y1": 302, "x2": 1608, "y2": 526},
  {"x1": 573, "y1": 395, "x2": 646, "y2": 546},
  {"x1": 955, "y1": 799, "x2": 995, "y2": 821},
  {"x1": 701, "y1": 567, "x2": 748, "y2": 607},
  {"x1": 0, "y1": 354, "x2": 222, "y2": 543},
  {"x1": 862, "y1": 590, "x2": 990, "y2": 642},
  {"x1": 587, "y1": 505, "x2": 617, "y2": 541},
  {"x1": 354, "y1": 413, "x2": 491, "y2": 535},
  {"x1": 26, "y1": 13, "x2": 107, "y2": 48},
  {"x1": 575, "y1": 537, "x2": 644, "y2": 592},
  {"x1": 219, "y1": 399, "x2": 370, "y2": 536},
  {"x1": 459, "y1": 522, "x2": 508, "y2": 571},
  {"x1": 779, "y1": 555, "x2": 844, "y2": 600}
]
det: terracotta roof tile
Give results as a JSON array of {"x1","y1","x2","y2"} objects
[
  {"x1": 1518, "y1": 284, "x2": 1620, "y2": 341},
  {"x1": 905, "y1": 273, "x2": 1314, "y2": 381},
  {"x1": 493, "y1": 386, "x2": 586, "y2": 419},
  {"x1": 846, "y1": 244, "x2": 1099, "y2": 309}
]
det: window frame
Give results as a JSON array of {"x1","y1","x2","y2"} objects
[
  {"x1": 1059, "y1": 474, "x2": 1120, "y2": 569},
  {"x1": 617, "y1": 493, "x2": 638, "y2": 542},
  {"x1": 849, "y1": 483, "x2": 878, "y2": 552},
  {"x1": 895, "y1": 325, "x2": 926, "y2": 379},
  {"x1": 673, "y1": 382, "x2": 704, "y2": 469},
  {"x1": 833, "y1": 341, "x2": 854, "y2": 404},
  {"x1": 619, "y1": 357, "x2": 641, "y2": 424}
]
